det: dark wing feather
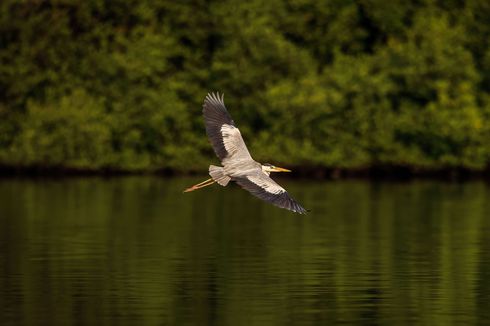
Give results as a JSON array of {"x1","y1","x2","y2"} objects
[
  {"x1": 203, "y1": 92, "x2": 252, "y2": 162},
  {"x1": 234, "y1": 172, "x2": 307, "y2": 214}
]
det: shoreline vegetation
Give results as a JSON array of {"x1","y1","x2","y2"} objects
[
  {"x1": 1, "y1": 164, "x2": 490, "y2": 181},
  {"x1": 1, "y1": 1, "x2": 489, "y2": 175}
]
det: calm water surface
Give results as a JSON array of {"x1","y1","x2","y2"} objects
[{"x1": 0, "y1": 177, "x2": 489, "y2": 325}]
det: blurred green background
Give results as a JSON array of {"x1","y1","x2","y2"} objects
[{"x1": 1, "y1": 0, "x2": 489, "y2": 173}]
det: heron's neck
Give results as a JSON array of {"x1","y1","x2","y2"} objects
[{"x1": 261, "y1": 166, "x2": 271, "y2": 176}]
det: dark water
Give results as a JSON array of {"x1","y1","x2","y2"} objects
[{"x1": 0, "y1": 177, "x2": 489, "y2": 325}]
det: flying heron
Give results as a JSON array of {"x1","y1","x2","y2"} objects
[{"x1": 184, "y1": 92, "x2": 307, "y2": 214}]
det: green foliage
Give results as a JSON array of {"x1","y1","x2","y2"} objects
[
  {"x1": 8, "y1": 90, "x2": 112, "y2": 169},
  {"x1": 0, "y1": 0, "x2": 489, "y2": 172}
]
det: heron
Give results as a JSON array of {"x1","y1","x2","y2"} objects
[{"x1": 184, "y1": 92, "x2": 307, "y2": 214}]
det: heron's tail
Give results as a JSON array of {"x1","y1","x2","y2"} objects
[{"x1": 209, "y1": 165, "x2": 231, "y2": 186}]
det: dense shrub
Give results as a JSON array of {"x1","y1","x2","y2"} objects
[{"x1": 0, "y1": 0, "x2": 489, "y2": 172}]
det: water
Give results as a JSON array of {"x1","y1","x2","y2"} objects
[{"x1": 0, "y1": 176, "x2": 489, "y2": 325}]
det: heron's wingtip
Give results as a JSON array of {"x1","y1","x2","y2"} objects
[
  {"x1": 205, "y1": 91, "x2": 225, "y2": 105},
  {"x1": 296, "y1": 207, "x2": 309, "y2": 214}
]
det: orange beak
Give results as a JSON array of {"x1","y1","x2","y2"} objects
[{"x1": 272, "y1": 166, "x2": 291, "y2": 172}]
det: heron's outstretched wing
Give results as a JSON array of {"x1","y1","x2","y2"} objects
[
  {"x1": 203, "y1": 92, "x2": 253, "y2": 162},
  {"x1": 234, "y1": 172, "x2": 307, "y2": 214}
]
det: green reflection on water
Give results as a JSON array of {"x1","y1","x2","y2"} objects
[{"x1": 0, "y1": 177, "x2": 489, "y2": 325}]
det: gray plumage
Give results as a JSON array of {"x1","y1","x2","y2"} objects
[
  {"x1": 209, "y1": 165, "x2": 230, "y2": 186},
  {"x1": 203, "y1": 92, "x2": 307, "y2": 214}
]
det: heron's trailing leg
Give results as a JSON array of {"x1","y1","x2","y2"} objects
[{"x1": 183, "y1": 178, "x2": 216, "y2": 193}]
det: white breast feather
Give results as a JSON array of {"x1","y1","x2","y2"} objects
[{"x1": 247, "y1": 175, "x2": 285, "y2": 194}]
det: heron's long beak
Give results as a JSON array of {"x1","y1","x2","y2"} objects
[{"x1": 272, "y1": 166, "x2": 291, "y2": 172}]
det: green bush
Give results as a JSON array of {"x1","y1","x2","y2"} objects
[
  {"x1": 8, "y1": 90, "x2": 112, "y2": 169},
  {"x1": 0, "y1": 0, "x2": 489, "y2": 172}
]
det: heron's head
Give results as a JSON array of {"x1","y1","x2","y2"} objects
[{"x1": 262, "y1": 163, "x2": 291, "y2": 175}]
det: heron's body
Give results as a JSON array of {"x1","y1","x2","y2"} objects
[
  {"x1": 184, "y1": 92, "x2": 307, "y2": 214},
  {"x1": 224, "y1": 160, "x2": 261, "y2": 178}
]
